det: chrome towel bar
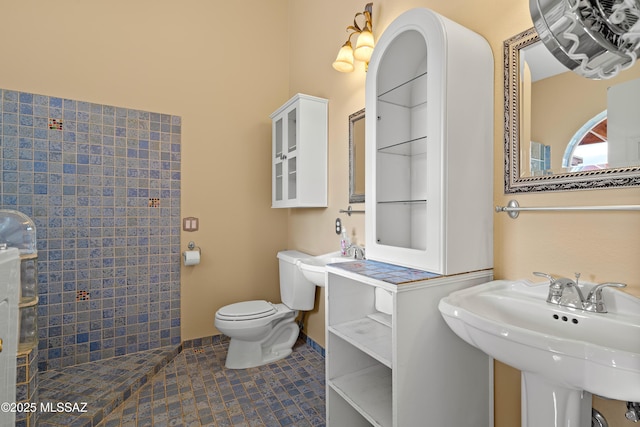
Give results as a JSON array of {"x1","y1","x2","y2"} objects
[
  {"x1": 496, "y1": 199, "x2": 640, "y2": 219},
  {"x1": 339, "y1": 205, "x2": 365, "y2": 216}
]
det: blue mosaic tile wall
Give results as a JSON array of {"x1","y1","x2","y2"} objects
[{"x1": 0, "y1": 89, "x2": 182, "y2": 371}]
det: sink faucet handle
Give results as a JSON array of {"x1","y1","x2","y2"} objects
[
  {"x1": 534, "y1": 272, "x2": 565, "y2": 304},
  {"x1": 533, "y1": 271, "x2": 554, "y2": 282},
  {"x1": 586, "y1": 282, "x2": 627, "y2": 299},
  {"x1": 585, "y1": 282, "x2": 627, "y2": 313}
]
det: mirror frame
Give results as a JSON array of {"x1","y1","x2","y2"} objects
[
  {"x1": 504, "y1": 27, "x2": 640, "y2": 193},
  {"x1": 349, "y1": 108, "x2": 365, "y2": 203}
]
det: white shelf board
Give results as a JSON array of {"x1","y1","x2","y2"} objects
[
  {"x1": 329, "y1": 317, "x2": 392, "y2": 367},
  {"x1": 367, "y1": 312, "x2": 392, "y2": 328},
  {"x1": 328, "y1": 364, "x2": 392, "y2": 427}
]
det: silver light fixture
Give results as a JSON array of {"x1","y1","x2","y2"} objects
[{"x1": 531, "y1": 0, "x2": 640, "y2": 79}]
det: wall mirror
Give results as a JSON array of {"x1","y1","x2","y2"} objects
[
  {"x1": 349, "y1": 108, "x2": 365, "y2": 203},
  {"x1": 504, "y1": 27, "x2": 640, "y2": 193}
]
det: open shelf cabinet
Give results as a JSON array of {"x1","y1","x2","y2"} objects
[{"x1": 326, "y1": 265, "x2": 494, "y2": 426}]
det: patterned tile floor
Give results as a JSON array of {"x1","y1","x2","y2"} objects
[
  {"x1": 39, "y1": 346, "x2": 181, "y2": 427},
  {"x1": 38, "y1": 336, "x2": 326, "y2": 427}
]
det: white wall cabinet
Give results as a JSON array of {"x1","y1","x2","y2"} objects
[
  {"x1": 270, "y1": 93, "x2": 328, "y2": 208},
  {"x1": 326, "y1": 263, "x2": 493, "y2": 426},
  {"x1": 365, "y1": 8, "x2": 494, "y2": 274}
]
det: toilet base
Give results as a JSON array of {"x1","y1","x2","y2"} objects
[{"x1": 224, "y1": 316, "x2": 300, "y2": 369}]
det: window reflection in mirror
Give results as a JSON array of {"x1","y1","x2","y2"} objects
[
  {"x1": 349, "y1": 108, "x2": 365, "y2": 203},
  {"x1": 562, "y1": 111, "x2": 607, "y2": 171}
]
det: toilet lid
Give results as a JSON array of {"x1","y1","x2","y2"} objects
[{"x1": 217, "y1": 300, "x2": 277, "y2": 320}]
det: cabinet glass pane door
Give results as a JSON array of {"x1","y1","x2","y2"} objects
[
  {"x1": 275, "y1": 118, "x2": 283, "y2": 159},
  {"x1": 375, "y1": 30, "x2": 428, "y2": 251},
  {"x1": 288, "y1": 157, "x2": 297, "y2": 200},
  {"x1": 286, "y1": 108, "x2": 298, "y2": 202},
  {"x1": 287, "y1": 109, "x2": 297, "y2": 153},
  {"x1": 275, "y1": 163, "x2": 283, "y2": 202},
  {"x1": 273, "y1": 107, "x2": 299, "y2": 205},
  {"x1": 274, "y1": 117, "x2": 284, "y2": 203}
]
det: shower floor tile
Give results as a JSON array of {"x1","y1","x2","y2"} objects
[
  {"x1": 38, "y1": 346, "x2": 181, "y2": 427},
  {"x1": 38, "y1": 337, "x2": 326, "y2": 426}
]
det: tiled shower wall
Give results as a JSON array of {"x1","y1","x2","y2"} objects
[{"x1": 0, "y1": 89, "x2": 181, "y2": 371}]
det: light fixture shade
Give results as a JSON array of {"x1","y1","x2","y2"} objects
[
  {"x1": 333, "y1": 42, "x2": 355, "y2": 72},
  {"x1": 354, "y1": 29, "x2": 375, "y2": 63}
]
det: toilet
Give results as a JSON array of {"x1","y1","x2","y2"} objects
[{"x1": 214, "y1": 250, "x2": 317, "y2": 369}]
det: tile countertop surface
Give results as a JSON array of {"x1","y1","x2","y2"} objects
[{"x1": 329, "y1": 259, "x2": 442, "y2": 285}]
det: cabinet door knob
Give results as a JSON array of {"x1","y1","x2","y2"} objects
[{"x1": 0, "y1": 338, "x2": 3, "y2": 353}]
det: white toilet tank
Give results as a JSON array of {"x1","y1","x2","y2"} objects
[{"x1": 277, "y1": 250, "x2": 316, "y2": 311}]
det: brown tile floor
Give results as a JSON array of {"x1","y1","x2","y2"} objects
[
  {"x1": 39, "y1": 346, "x2": 181, "y2": 427},
  {"x1": 39, "y1": 336, "x2": 326, "y2": 427}
]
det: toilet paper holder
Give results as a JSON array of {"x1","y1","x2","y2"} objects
[{"x1": 187, "y1": 241, "x2": 201, "y2": 254}]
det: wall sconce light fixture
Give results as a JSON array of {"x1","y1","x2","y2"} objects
[{"x1": 332, "y1": 3, "x2": 374, "y2": 72}]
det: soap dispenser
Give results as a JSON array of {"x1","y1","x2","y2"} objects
[{"x1": 340, "y1": 229, "x2": 350, "y2": 256}]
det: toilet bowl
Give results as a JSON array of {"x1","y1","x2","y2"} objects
[{"x1": 214, "y1": 250, "x2": 317, "y2": 369}]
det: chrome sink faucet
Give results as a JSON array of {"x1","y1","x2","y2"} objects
[
  {"x1": 533, "y1": 271, "x2": 626, "y2": 313},
  {"x1": 345, "y1": 244, "x2": 366, "y2": 260},
  {"x1": 534, "y1": 272, "x2": 585, "y2": 308}
]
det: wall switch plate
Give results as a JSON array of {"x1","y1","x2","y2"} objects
[{"x1": 183, "y1": 217, "x2": 199, "y2": 232}]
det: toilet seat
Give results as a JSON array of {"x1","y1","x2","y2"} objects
[{"x1": 216, "y1": 300, "x2": 278, "y2": 321}]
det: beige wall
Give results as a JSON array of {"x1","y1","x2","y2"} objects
[{"x1": 2, "y1": 0, "x2": 638, "y2": 426}]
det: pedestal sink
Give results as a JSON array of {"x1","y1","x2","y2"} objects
[
  {"x1": 296, "y1": 251, "x2": 353, "y2": 287},
  {"x1": 438, "y1": 279, "x2": 640, "y2": 427}
]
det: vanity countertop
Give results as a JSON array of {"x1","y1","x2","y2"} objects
[{"x1": 328, "y1": 259, "x2": 441, "y2": 285}]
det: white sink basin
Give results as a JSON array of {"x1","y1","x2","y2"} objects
[
  {"x1": 296, "y1": 251, "x2": 353, "y2": 287},
  {"x1": 438, "y1": 279, "x2": 640, "y2": 426}
]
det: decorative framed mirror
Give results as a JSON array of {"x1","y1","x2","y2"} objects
[
  {"x1": 504, "y1": 28, "x2": 640, "y2": 193},
  {"x1": 349, "y1": 108, "x2": 365, "y2": 203}
]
